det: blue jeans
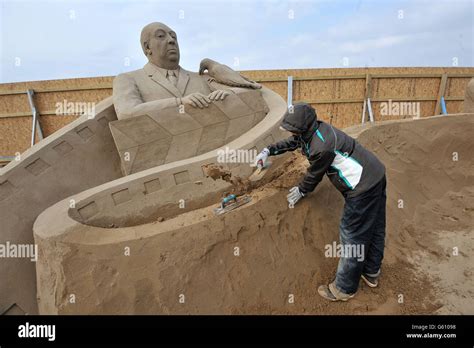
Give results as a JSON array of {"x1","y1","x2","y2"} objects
[{"x1": 335, "y1": 175, "x2": 387, "y2": 294}]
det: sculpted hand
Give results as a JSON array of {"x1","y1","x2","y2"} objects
[
  {"x1": 208, "y1": 89, "x2": 231, "y2": 101},
  {"x1": 181, "y1": 93, "x2": 211, "y2": 108}
]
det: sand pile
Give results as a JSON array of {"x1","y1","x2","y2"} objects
[
  {"x1": 192, "y1": 114, "x2": 473, "y2": 314},
  {"x1": 202, "y1": 163, "x2": 253, "y2": 196}
]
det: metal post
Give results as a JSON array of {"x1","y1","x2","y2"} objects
[
  {"x1": 26, "y1": 89, "x2": 43, "y2": 146},
  {"x1": 287, "y1": 76, "x2": 293, "y2": 108},
  {"x1": 367, "y1": 98, "x2": 374, "y2": 123},
  {"x1": 441, "y1": 96, "x2": 447, "y2": 115}
]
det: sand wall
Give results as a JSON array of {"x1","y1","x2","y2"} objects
[{"x1": 0, "y1": 98, "x2": 122, "y2": 314}]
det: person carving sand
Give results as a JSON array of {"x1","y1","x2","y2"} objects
[{"x1": 255, "y1": 103, "x2": 387, "y2": 301}]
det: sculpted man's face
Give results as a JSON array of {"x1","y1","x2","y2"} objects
[{"x1": 146, "y1": 24, "x2": 180, "y2": 69}]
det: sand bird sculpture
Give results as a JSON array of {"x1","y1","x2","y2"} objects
[{"x1": 199, "y1": 58, "x2": 262, "y2": 89}]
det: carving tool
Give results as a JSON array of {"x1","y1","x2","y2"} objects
[{"x1": 213, "y1": 194, "x2": 252, "y2": 215}]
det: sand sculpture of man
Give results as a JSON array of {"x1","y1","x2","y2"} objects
[{"x1": 113, "y1": 22, "x2": 260, "y2": 120}]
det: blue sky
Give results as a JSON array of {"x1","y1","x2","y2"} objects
[{"x1": 0, "y1": 0, "x2": 472, "y2": 83}]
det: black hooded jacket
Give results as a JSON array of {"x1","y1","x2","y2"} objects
[{"x1": 267, "y1": 103, "x2": 385, "y2": 198}]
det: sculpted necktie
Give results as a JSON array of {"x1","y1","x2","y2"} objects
[{"x1": 167, "y1": 70, "x2": 178, "y2": 87}]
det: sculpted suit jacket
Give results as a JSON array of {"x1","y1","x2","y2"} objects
[{"x1": 113, "y1": 62, "x2": 214, "y2": 119}]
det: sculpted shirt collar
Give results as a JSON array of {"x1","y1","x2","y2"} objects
[
  {"x1": 144, "y1": 62, "x2": 180, "y2": 79},
  {"x1": 143, "y1": 62, "x2": 190, "y2": 97}
]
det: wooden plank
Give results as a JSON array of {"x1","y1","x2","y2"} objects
[
  {"x1": 444, "y1": 96, "x2": 466, "y2": 101},
  {"x1": 0, "y1": 86, "x2": 113, "y2": 96},
  {"x1": 0, "y1": 110, "x2": 58, "y2": 118},
  {"x1": 374, "y1": 73, "x2": 472, "y2": 79},
  {"x1": 295, "y1": 98, "x2": 364, "y2": 104},
  {"x1": 294, "y1": 96, "x2": 440, "y2": 105},
  {"x1": 294, "y1": 75, "x2": 366, "y2": 81},
  {"x1": 446, "y1": 73, "x2": 474, "y2": 78},
  {"x1": 254, "y1": 75, "x2": 367, "y2": 83},
  {"x1": 255, "y1": 73, "x2": 474, "y2": 83},
  {"x1": 371, "y1": 73, "x2": 443, "y2": 79},
  {"x1": 371, "y1": 96, "x2": 438, "y2": 102},
  {"x1": 434, "y1": 73, "x2": 448, "y2": 115},
  {"x1": 366, "y1": 74, "x2": 373, "y2": 99}
]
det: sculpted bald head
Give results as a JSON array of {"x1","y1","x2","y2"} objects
[{"x1": 140, "y1": 22, "x2": 180, "y2": 70}]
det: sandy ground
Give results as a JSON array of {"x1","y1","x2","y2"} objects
[{"x1": 201, "y1": 115, "x2": 473, "y2": 314}]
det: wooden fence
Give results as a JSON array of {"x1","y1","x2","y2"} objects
[{"x1": 1, "y1": 67, "x2": 473, "y2": 160}]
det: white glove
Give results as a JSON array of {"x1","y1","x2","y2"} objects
[
  {"x1": 287, "y1": 186, "x2": 305, "y2": 207},
  {"x1": 254, "y1": 148, "x2": 270, "y2": 168}
]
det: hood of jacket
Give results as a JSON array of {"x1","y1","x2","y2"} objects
[{"x1": 280, "y1": 103, "x2": 319, "y2": 142}]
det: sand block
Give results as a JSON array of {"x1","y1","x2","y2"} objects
[
  {"x1": 109, "y1": 91, "x2": 269, "y2": 175},
  {"x1": 184, "y1": 102, "x2": 228, "y2": 126}
]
